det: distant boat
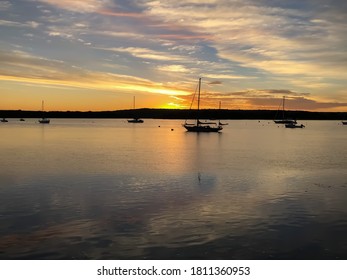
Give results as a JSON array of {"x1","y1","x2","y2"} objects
[
  {"x1": 127, "y1": 96, "x2": 144, "y2": 123},
  {"x1": 1, "y1": 118, "x2": 8, "y2": 122},
  {"x1": 342, "y1": 121, "x2": 347, "y2": 125},
  {"x1": 39, "y1": 100, "x2": 50, "y2": 124},
  {"x1": 274, "y1": 96, "x2": 296, "y2": 124},
  {"x1": 127, "y1": 118, "x2": 144, "y2": 123},
  {"x1": 183, "y1": 78, "x2": 223, "y2": 132},
  {"x1": 20, "y1": 118, "x2": 25, "y2": 121},
  {"x1": 217, "y1": 101, "x2": 228, "y2": 126},
  {"x1": 285, "y1": 123, "x2": 305, "y2": 128}
]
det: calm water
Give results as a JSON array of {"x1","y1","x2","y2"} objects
[{"x1": 0, "y1": 119, "x2": 346, "y2": 259}]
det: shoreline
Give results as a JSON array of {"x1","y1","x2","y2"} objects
[{"x1": 1, "y1": 108, "x2": 346, "y2": 120}]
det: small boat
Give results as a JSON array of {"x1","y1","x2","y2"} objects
[
  {"x1": 285, "y1": 123, "x2": 305, "y2": 128},
  {"x1": 38, "y1": 100, "x2": 50, "y2": 124},
  {"x1": 217, "y1": 101, "x2": 228, "y2": 126},
  {"x1": 1, "y1": 118, "x2": 8, "y2": 122},
  {"x1": 127, "y1": 96, "x2": 144, "y2": 123},
  {"x1": 273, "y1": 96, "x2": 296, "y2": 124},
  {"x1": 183, "y1": 78, "x2": 223, "y2": 132},
  {"x1": 39, "y1": 118, "x2": 50, "y2": 124},
  {"x1": 184, "y1": 119, "x2": 223, "y2": 132},
  {"x1": 20, "y1": 118, "x2": 25, "y2": 121},
  {"x1": 342, "y1": 121, "x2": 347, "y2": 125},
  {"x1": 128, "y1": 118, "x2": 144, "y2": 123}
]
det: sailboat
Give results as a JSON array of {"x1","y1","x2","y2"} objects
[
  {"x1": 183, "y1": 78, "x2": 223, "y2": 132},
  {"x1": 1, "y1": 118, "x2": 8, "y2": 122},
  {"x1": 217, "y1": 101, "x2": 228, "y2": 126},
  {"x1": 273, "y1": 96, "x2": 296, "y2": 124},
  {"x1": 285, "y1": 123, "x2": 305, "y2": 128},
  {"x1": 38, "y1": 100, "x2": 50, "y2": 124},
  {"x1": 127, "y1": 96, "x2": 144, "y2": 123}
]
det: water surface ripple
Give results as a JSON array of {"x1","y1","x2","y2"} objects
[{"x1": 0, "y1": 119, "x2": 346, "y2": 259}]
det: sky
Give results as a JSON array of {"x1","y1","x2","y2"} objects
[{"x1": 1, "y1": 0, "x2": 347, "y2": 112}]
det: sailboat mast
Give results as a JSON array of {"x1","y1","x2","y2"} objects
[{"x1": 196, "y1": 77, "x2": 201, "y2": 125}]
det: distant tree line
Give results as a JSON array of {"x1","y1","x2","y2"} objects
[{"x1": 0, "y1": 108, "x2": 346, "y2": 120}]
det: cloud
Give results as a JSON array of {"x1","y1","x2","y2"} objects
[
  {"x1": 214, "y1": 89, "x2": 310, "y2": 99},
  {"x1": 98, "y1": 47, "x2": 186, "y2": 62},
  {"x1": 0, "y1": 49, "x2": 191, "y2": 96},
  {"x1": 259, "y1": 89, "x2": 310, "y2": 96},
  {"x1": 48, "y1": 31, "x2": 74, "y2": 40},
  {"x1": 140, "y1": 0, "x2": 347, "y2": 87},
  {"x1": 35, "y1": 0, "x2": 111, "y2": 13},
  {"x1": 250, "y1": 96, "x2": 347, "y2": 111},
  {"x1": 203, "y1": 73, "x2": 250, "y2": 80},
  {"x1": 0, "y1": 20, "x2": 39, "y2": 28},
  {"x1": 0, "y1": 1, "x2": 11, "y2": 11},
  {"x1": 180, "y1": 86, "x2": 346, "y2": 111},
  {"x1": 1, "y1": 0, "x2": 347, "y2": 111},
  {"x1": 157, "y1": 64, "x2": 190, "y2": 73},
  {"x1": 98, "y1": 8, "x2": 145, "y2": 19},
  {"x1": 1, "y1": 48, "x2": 345, "y2": 111},
  {"x1": 208, "y1": 81, "x2": 222, "y2": 85},
  {"x1": 0, "y1": 20, "x2": 24, "y2": 27}
]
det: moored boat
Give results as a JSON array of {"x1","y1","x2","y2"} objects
[
  {"x1": 128, "y1": 118, "x2": 144, "y2": 123},
  {"x1": 285, "y1": 123, "x2": 305, "y2": 128},
  {"x1": 274, "y1": 96, "x2": 296, "y2": 124},
  {"x1": 183, "y1": 78, "x2": 223, "y2": 133},
  {"x1": 127, "y1": 96, "x2": 144, "y2": 123},
  {"x1": 38, "y1": 100, "x2": 50, "y2": 124}
]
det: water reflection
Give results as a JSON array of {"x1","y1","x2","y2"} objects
[{"x1": 0, "y1": 119, "x2": 347, "y2": 259}]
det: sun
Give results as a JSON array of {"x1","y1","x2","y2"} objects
[{"x1": 161, "y1": 102, "x2": 186, "y2": 109}]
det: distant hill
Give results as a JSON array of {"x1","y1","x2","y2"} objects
[{"x1": 0, "y1": 108, "x2": 346, "y2": 120}]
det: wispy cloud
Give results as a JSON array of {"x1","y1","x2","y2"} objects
[
  {"x1": 141, "y1": 0, "x2": 347, "y2": 90},
  {"x1": 35, "y1": 0, "x2": 111, "y2": 13},
  {"x1": 0, "y1": 20, "x2": 40, "y2": 28},
  {"x1": 157, "y1": 64, "x2": 190, "y2": 73},
  {"x1": 0, "y1": 49, "x2": 191, "y2": 96},
  {"x1": 0, "y1": 1, "x2": 11, "y2": 11},
  {"x1": 250, "y1": 96, "x2": 347, "y2": 111},
  {"x1": 98, "y1": 47, "x2": 186, "y2": 62},
  {"x1": 98, "y1": 8, "x2": 145, "y2": 19},
  {"x1": 203, "y1": 73, "x2": 251, "y2": 80},
  {"x1": 208, "y1": 81, "x2": 222, "y2": 85}
]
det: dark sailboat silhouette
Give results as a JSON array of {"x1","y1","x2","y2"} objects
[
  {"x1": 127, "y1": 96, "x2": 144, "y2": 123},
  {"x1": 39, "y1": 100, "x2": 50, "y2": 124},
  {"x1": 274, "y1": 96, "x2": 296, "y2": 124},
  {"x1": 183, "y1": 78, "x2": 223, "y2": 132}
]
